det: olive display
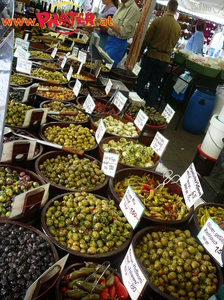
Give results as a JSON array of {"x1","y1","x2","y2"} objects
[
  {"x1": 102, "y1": 138, "x2": 155, "y2": 168},
  {"x1": 42, "y1": 101, "x2": 88, "y2": 122},
  {"x1": 115, "y1": 174, "x2": 190, "y2": 221},
  {"x1": 5, "y1": 100, "x2": 33, "y2": 126},
  {"x1": 31, "y1": 68, "x2": 67, "y2": 83},
  {"x1": 0, "y1": 166, "x2": 40, "y2": 217},
  {"x1": 43, "y1": 124, "x2": 96, "y2": 150},
  {"x1": 45, "y1": 192, "x2": 132, "y2": 253},
  {"x1": 197, "y1": 206, "x2": 224, "y2": 228},
  {"x1": 47, "y1": 43, "x2": 71, "y2": 52},
  {"x1": 37, "y1": 85, "x2": 75, "y2": 100},
  {"x1": 0, "y1": 223, "x2": 56, "y2": 299},
  {"x1": 10, "y1": 74, "x2": 31, "y2": 85},
  {"x1": 127, "y1": 104, "x2": 167, "y2": 126},
  {"x1": 135, "y1": 229, "x2": 219, "y2": 299},
  {"x1": 85, "y1": 62, "x2": 110, "y2": 72},
  {"x1": 80, "y1": 87, "x2": 107, "y2": 98},
  {"x1": 38, "y1": 154, "x2": 106, "y2": 190},
  {"x1": 9, "y1": 87, "x2": 25, "y2": 102},
  {"x1": 29, "y1": 50, "x2": 52, "y2": 59},
  {"x1": 94, "y1": 116, "x2": 139, "y2": 138},
  {"x1": 41, "y1": 61, "x2": 61, "y2": 70}
]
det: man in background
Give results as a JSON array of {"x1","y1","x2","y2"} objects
[
  {"x1": 208, "y1": 26, "x2": 224, "y2": 58},
  {"x1": 136, "y1": 0, "x2": 181, "y2": 107}
]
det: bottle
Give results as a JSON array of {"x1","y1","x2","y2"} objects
[{"x1": 35, "y1": 0, "x2": 42, "y2": 13}]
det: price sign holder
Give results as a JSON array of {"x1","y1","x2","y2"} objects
[
  {"x1": 1, "y1": 140, "x2": 36, "y2": 163},
  {"x1": 14, "y1": 45, "x2": 30, "y2": 60},
  {"x1": 83, "y1": 94, "x2": 96, "y2": 114},
  {"x1": 119, "y1": 185, "x2": 144, "y2": 230},
  {"x1": 101, "y1": 152, "x2": 119, "y2": 177},
  {"x1": 95, "y1": 119, "x2": 106, "y2": 144},
  {"x1": 16, "y1": 58, "x2": 32, "y2": 75},
  {"x1": 51, "y1": 47, "x2": 58, "y2": 58},
  {"x1": 121, "y1": 244, "x2": 147, "y2": 300},
  {"x1": 67, "y1": 66, "x2": 73, "y2": 82},
  {"x1": 180, "y1": 162, "x2": 203, "y2": 208},
  {"x1": 161, "y1": 104, "x2": 175, "y2": 124},
  {"x1": 150, "y1": 131, "x2": 169, "y2": 157},
  {"x1": 72, "y1": 46, "x2": 79, "y2": 57},
  {"x1": 132, "y1": 63, "x2": 141, "y2": 76},
  {"x1": 134, "y1": 109, "x2": 149, "y2": 131},
  {"x1": 61, "y1": 56, "x2": 67, "y2": 69},
  {"x1": 77, "y1": 50, "x2": 87, "y2": 64},
  {"x1": 15, "y1": 38, "x2": 30, "y2": 51},
  {"x1": 113, "y1": 91, "x2": 128, "y2": 112},
  {"x1": 105, "y1": 79, "x2": 113, "y2": 95},
  {"x1": 73, "y1": 79, "x2": 82, "y2": 97},
  {"x1": 198, "y1": 217, "x2": 224, "y2": 267}
]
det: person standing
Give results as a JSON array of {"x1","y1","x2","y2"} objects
[
  {"x1": 184, "y1": 20, "x2": 206, "y2": 55},
  {"x1": 100, "y1": 0, "x2": 140, "y2": 67},
  {"x1": 136, "y1": 0, "x2": 181, "y2": 107},
  {"x1": 208, "y1": 26, "x2": 224, "y2": 58}
]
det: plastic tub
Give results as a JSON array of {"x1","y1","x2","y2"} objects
[{"x1": 193, "y1": 144, "x2": 216, "y2": 176}]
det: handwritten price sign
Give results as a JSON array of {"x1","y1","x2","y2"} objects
[
  {"x1": 113, "y1": 91, "x2": 127, "y2": 112},
  {"x1": 134, "y1": 109, "x2": 149, "y2": 131},
  {"x1": 51, "y1": 47, "x2": 57, "y2": 58},
  {"x1": 16, "y1": 58, "x2": 32, "y2": 75},
  {"x1": 105, "y1": 79, "x2": 112, "y2": 95},
  {"x1": 101, "y1": 152, "x2": 119, "y2": 177},
  {"x1": 83, "y1": 94, "x2": 95, "y2": 114},
  {"x1": 161, "y1": 104, "x2": 175, "y2": 124},
  {"x1": 77, "y1": 51, "x2": 87, "y2": 64},
  {"x1": 132, "y1": 63, "x2": 141, "y2": 76},
  {"x1": 72, "y1": 47, "x2": 79, "y2": 57},
  {"x1": 73, "y1": 79, "x2": 82, "y2": 97},
  {"x1": 150, "y1": 131, "x2": 169, "y2": 157},
  {"x1": 61, "y1": 56, "x2": 67, "y2": 69},
  {"x1": 95, "y1": 119, "x2": 106, "y2": 144},
  {"x1": 67, "y1": 66, "x2": 73, "y2": 82}
]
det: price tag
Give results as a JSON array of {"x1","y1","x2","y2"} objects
[
  {"x1": 134, "y1": 109, "x2": 149, "y2": 131},
  {"x1": 77, "y1": 50, "x2": 87, "y2": 64},
  {"x1": 96, "y1": 67, "x2": 101, "y2": 78},
  {"x1": 83, "y1": 94, "x2": 95, "y2": 114},
  {"x1": 82, "y1": 33, "x2": 89, "y2": 43},
  {"x1": 72, "y1": 46, "x2": 79, "y2": 57},
  {"x1": 113, "y1": 91, "x2": 128, "y2": 112},
  {"x1": 132, "y1": 63, "x2": 141, "y2": 76},
  {"x1": 1, "y1": 140, "x2": 36, "y2": 162},
  {"x1": 105, "y1": 79, "x2": 112, "y2": 95},
  {"x1": 15, "y1": 38, "x2": 30, "y2": 51},
  {"x1": 180, "y1": 163, "x2": 203, "y2": 208},
  {"x1": 105, "y1": 63, "x2": 113, "y2": 70},
  {"x1": 67, "y1": 66, "x2": 73, "y2": 82},
  {"x1": 95, "y1": 119, "x2": 106, "y2": 144},
  {"x1": 51, "y1": 47, "x2": 58, "y2": 58},
  {"x1": 16, "y1": 58, "x2": 32, "y2": 75},
  {"x1": 14, "y1": 45, "x2": 30, "y2": 60},
  {"x1": 101, "y1": 152, "x2": 119, "y2": 178},
  {"x1": 197, "y1": 218, "x2": 224, "y2": 267},
  {"x1": 121, "y1": 244, "x2": 147, "y2": 300},
  {"x1": 119, "y1": 185, "x2": 145, "y2": 230},
  {"x1": 73, "y1": 79, "x2": 82, "y2": 96},
  {"x1": 161, "y1": 104, "x2": 175, "y2": 124},
  {"x1": 150, "y1": 131, "x2": 169, "y2": 157},
  {"x1": 24, "y1": 33, "x2": 29, "y2": 41},
  {"x1": 61, "y1": 56, "x2": 67, "y2": 69},
  {"x1": 70, "y1": 41, "x2": 75, "y2": 50}
]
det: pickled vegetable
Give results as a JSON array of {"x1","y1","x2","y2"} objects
[
  {"x1": 10, "y1": 74, "x2": 31, "y2": 85},
  {"x1": 9, "y1": 86, "x2": 25, "y2": 101},
  {"x1": 5, "y1": 100, "x2": 33, "y2": 126},
  {"x1": 114, "y1": 174, "x2": 190, "y2": 221},
  {"x1": 31, "y1": 68, "x2": 67, "y2": 83},
  {"x1": 29, "y1": 50, "x2": 52, "y2": 59},
  {"x1": 37, "y1": 85, "x2": 75, "y2": 100},
  {"x1": 80, "y1": 87, "x2": 107, "y2": 98},
  {"x1": 135, "y1": 229, "x2": 218, "y2": 299},
  {"x1": 197, "y1": 206, "x2": 224, "y2": 227}
]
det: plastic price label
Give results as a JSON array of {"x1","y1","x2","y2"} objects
[
  {"x1": 134, "y1": 109, "x2": 149, "y2": 131},
  {"x1": 77, "y1": 51, "x2": 87, "y2": 64},
  {"x1": 132, "y1": 63, "x2": 141, "y2": 76},
  {"x1": 51, "y1": 47, "x2": 58, "y2": 58},
  {"x1": 101, "y1": 152, "x2": 119, "y2": 178},
  {"x1": 161, "y1": 104, "x2": 175, "y2": 123},
  {"x1": 15, "y1": 38, "x2": 30, "y2": 51},
  {"x1": 14, "y1": 46, "x2": 30, "y2": 60},
  {"x1": 95, "y1": 119, "x2": 106, "y2": 144},
  {"x1": 72, "y1": 46, "x2": 79, "y2": 57},
  {"x1": 180, "y1": 162, "x2": 204, "y2": 208},
  {"x1": 198, "y1": 217, "x2": 224, "y2": 267},
  {"x1": 24, "y1": 33, "x2": 29, "y2": 41},
  {"x1": 61, "y1": 56, "x2": 67, "y2": 69},
  {"x1": 113, "y1": 91, "x2": 127, "y2": 112},
  {"x1": 73, "y1": 79, "x2": 82, "y2": 97},
  {"x1": 150, "y1": 131, "x2": 169, "y2": 157},
  {"x1": 119, "y1": 185, "x2": 145, "y2": 230},
  {"x1": 105, "y1": 79, "x2": 112, "y2": 95},
  {"x1": 16, "y1": 58, "x2": 32, "y2": 75},
  {"x1": 67, "y1": 66, "x2": 73, "y2": 82},
  {"x1": 83, "y1": 94, "x2": 95, "y2": 114}
]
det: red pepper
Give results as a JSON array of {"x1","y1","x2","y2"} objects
[
  {"x1": 114, "y1": 276, "x2": 120, "y2": 285},
  {"x1": 116, "y1": 282, "x2": 129, "y2": 300},
  {"x1": 60, "y1": 286, "x2": 67, "y2": 293},
  {"x1": 100, "y1": 290, "x2": 110, "y2": 299},
  {"x1": 151, "y1": 179, "x2": 156, "y2": 185},
  {"x1": 109, "y1": 285, "x2": 117, "y2": 299},
  {"x1": 141, "y1": 184, "x2": 154, "y2": 191},
  {"x1": 63, "y1": 273, "x2": 70, "y2": 283}
]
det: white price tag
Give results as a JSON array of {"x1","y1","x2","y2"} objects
[
  {"x1": 14, "y1": 46, "x2": 30, "y2": 60},
  {"x1": 16, "y1": 58, "x2": 32, "y2": 75},
  {"x1": 119, "y1": 185, "x2": 145, "y2": 230},
  {"x1": 132, "y1": 63, "x2": 141, "y2": 76},
  {"x1": 51, "y1": 47, "x2": 58, "y2": 58},
  {"x1": 121, "y1": 244, "x2": 147, "y2": 300},
  {"x1": 101, "y1": 152, "x2": 119, "y2": 178},
  {"x1": 67, "y1": 66, "x2": 73, "y2": 81},
  {"x1": 150, "y1": 131, "x2": 169, "y2": 157},
  {"x1": 95, "y1": 119, "x2": 106, "y2": 144},
  {"x1": 70, "y1": 41, "x2": 75, "y2": 50},
  {"x1": 105, "y1": 63, "x2": 113, "y2": 70},
  {"x1": 73, "y1": 79, "x2": 82, "y2": 97},
  {"x1": 15, "y1": 38, "x2": 30, "y2": 51},
  {"x1": 61, "y1": 56, "x2": 67, "y2": 69},
  {"x1": 105, "y1": 79, "x2": 112, "y2": 95},
  {"x1": 96, "y1": 67, "x2": 101, "y2": 78},
  {"x1": 197, "y1": 218, "x2": 224, "y2": 267},
  {"x1": 77, "y1": 50, "x2": 87, "y2": 64},
  {"x1": 113, "y1": 91, "x2": 128, "y2": 112},
  {"x1": 72, "y1": 46, "x2": 79, "y2": 57},
  {"x1": 82, "y1": 33, "x2": 89, "y2": 43},
  {"x1": 83, "y1": 94, "x2": 95, "y2": 114},
  {"x1": 134, "y1": 109, "x2": 149, "y2": 131},
  {"x1": 161, "y1": 104, "x2": 175, "y2": 124},
  {"x1": 180, "y1": 163, "x2": 204, "y2": 208},
  {"x1": 24, "y1": 33, "x2": 29, "y2": 41}
]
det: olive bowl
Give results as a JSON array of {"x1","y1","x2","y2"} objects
[
  {"x1": 36, "y1": 85, "x2": 77, "y2": 103},
  {"x1": 35, "y1": 150, "x2": 109, "y2": 195},
  {"x1": 41, "y1": 192, "x2": 133, "y2": 266},
  {"x1": 108, "y1": 168, "x2": 194, "y2": 229},
  {"x1": 131, "y1": 226, "x2": 223, "y2": 300},
  {"x1": 39, "y1": 122, "x2": 98, "y2": 155},
  {"x1": 10, "y1": 72, "x2": 33, "y2": 88},
  {"x1": 68, "y1": 81, "x2": 108, "y2": 99},
  {"x1": 99, "y1": 136, "x2": 160, "y2": 171},
  {"x1": 0, "y1": 219, "x2": 60, "y2": 300}
]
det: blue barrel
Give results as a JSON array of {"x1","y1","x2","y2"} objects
[{"x1": 182, "y1": 89, "x2": 216, "y2": 134}]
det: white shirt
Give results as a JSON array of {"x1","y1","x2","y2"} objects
[{"x1": 210, "y1": 31, "x2": 224, "y2": 51}]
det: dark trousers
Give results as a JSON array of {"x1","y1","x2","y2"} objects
[{"x1": 136, "y1": 55, "x2": 169, "y2": 107}]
